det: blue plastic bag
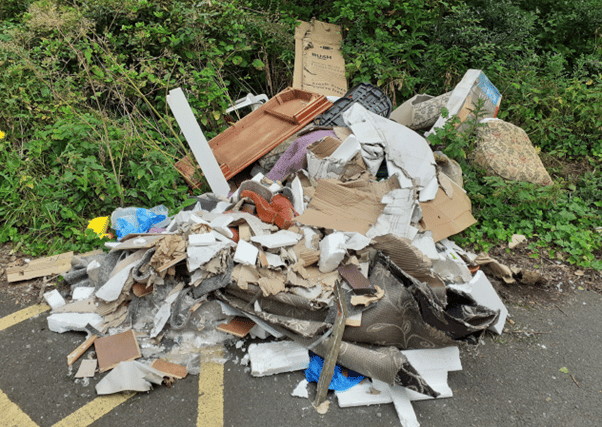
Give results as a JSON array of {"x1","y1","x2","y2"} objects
[{"x1": 305, "y1": 352, "x2": 364, "y2": 392}]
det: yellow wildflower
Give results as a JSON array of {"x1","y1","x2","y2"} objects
[{"x1": 0, "y1": 130, "x2": 5, "y2": 140}]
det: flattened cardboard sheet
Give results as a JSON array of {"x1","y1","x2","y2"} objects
[
  {"x1": 419, "y1": 174, "x2": 476, "y2": 242},
  {"x1": 7, "y1": 251, "x2": 74, "y2": 283},
  {"x1": 294, "y1": 20, "x2": 347, "y2": 97},
  {"x1": 296, "y1": 177, "x2": 399, "y2": 234}
]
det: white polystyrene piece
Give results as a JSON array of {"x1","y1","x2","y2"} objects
[
  {"x1": 291, "y1": 379, "x2": 309, "y2": 398},
  {"x1": 47, "y1": 313, "x2": 104, "y2": 334},
  {"x1": 43, "y1": 289, "x2": 66, "y2": 310},
  {"x1": 384, "y1": 382, "x2": 421, "y2": 427},
  {"x1": 335, "y1": 380, "x2": 393, "y2": 407},
  {"x1": 248, "y1": 341, "x2": 309, "y2": 377},
  {"x1": 72, "y1": 287, "x2": 96, "y2": 301}
]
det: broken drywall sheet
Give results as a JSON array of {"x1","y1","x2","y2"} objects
[
  {"x1": 448, "y1": 271, "x2": 508, "y2": 334},
  {"x1": 367, "y1": 187, "x2": 418, "y2": 239},
  {"x1": 306, "y1": 135, "x2": 364, "y2": 181},
  {"x1": 248, "y1": 341, "x2": 310, "y2": 377},
  {"x1": 293, "y1": 19, "x2": 347, "y2": 97},
  {"x1": 419, "y1": 173, "x2": 477, "y2": 242},
  {"x1": 251, "y1": 230, "x2": 302, "y2": 249},
  {"x1": 72, "y1": 286, "x2": 95, "y2": 301},
  {"x1": 96, "y1": 260, "x2": 137, "y2": 303},
  {"x1": 47, "y1": 313, "x2": 103, "y2": 334},
  {"x1": 95, "y1": 361, "x2": 165, "y2": 395},
  {"x1": 95, "y1": 329, "x2": 141, "y2": 373},
  {"x1": 342, "y1": 103, "x2": 437, "y2": 196},
  {"x1": 166, "y1": 88, "x2": 230, "y2": 197},
  {"x1": 150, "y1": 302, "x2": 171, "y2": 338},
  {"x1": 342, "y1": 232, "x2": 371, "y2": 251},
  {"x1": 233, "y1": 240, "x2": 259, "y2": 266}
]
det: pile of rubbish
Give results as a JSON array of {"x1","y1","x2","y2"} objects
[{"x1": 8, "y1": 19, "x2": 554, "y2": 427}]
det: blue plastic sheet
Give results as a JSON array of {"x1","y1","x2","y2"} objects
[
  {"x1": 114, "y1": 208, "x2": 166, "y2": 239},
  {"x1": 305, "y1": 353, "x2": 364, "y2": 392}
]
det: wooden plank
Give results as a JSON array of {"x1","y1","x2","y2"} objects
[
  {"x1": 7, "y1": 252, "x2": 74, "y2": 283},
  {"x1": 67, "y1": 335, "x2": 98, "y2": 366}
]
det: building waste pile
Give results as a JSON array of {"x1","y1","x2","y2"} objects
[{"x1": 11, "y1": 31, "x2": 553, "y2": 424}]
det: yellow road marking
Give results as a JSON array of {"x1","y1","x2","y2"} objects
[
  {"x1": 197, "y1": 346, "x2": 224, "y2": 427},
  {"x1": 0, "y1": 388, "x2": 39, "y2": 427},
  {"x1": 51, "y1": 393, "x2": 134, "y2": 427},
  {"x1": 0, "y1": 304, "x2": 50, "y2": 332}
]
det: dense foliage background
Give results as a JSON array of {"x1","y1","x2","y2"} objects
[{"x1": 1, "y1": 0, "x2": 601, "y2": 268}]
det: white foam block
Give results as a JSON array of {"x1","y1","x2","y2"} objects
[
  {"x1": 248, "y1": 341, "x2": 309, "y2": 377},
  {"x1": 336, "y1": 379, "x2": 393, "y2": 407},
  {"x1": 47, "y1": 313, "x2": 104, "y2": 334}
]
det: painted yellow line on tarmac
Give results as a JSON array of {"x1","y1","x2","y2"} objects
[
  {"x1": 51, "y1": 392, "x2": 134, "y2": 427},
  {"x1": 197, "y1": 346, "x2": 224, "y2": 427},
  {"x1": 0, "y1": 388, "x2": 39, "y2": 427},
  {"x1": 0, "y1": 304, "x2": 50, "y2": 332}
]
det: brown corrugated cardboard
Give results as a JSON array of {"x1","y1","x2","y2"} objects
[
  {"x1": 419, "y1": 174, "x2": 476, "y2": 242},
  {"x1": 296, "y1": 177, "x2": 399, "y2": 234},
  {"x1": 293, "y1": 20, "x2": 347, "y2": 97}
]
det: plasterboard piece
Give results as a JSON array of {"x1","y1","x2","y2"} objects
[
  {"x1": 251, "y1": 230, "x2": 302, "y2": 249},
  {"x1": 448, "y1": 271, "x2": 508, "y2": 334},
  {"x1": 248, "y1": 341, "x2": 309, "y2": 377},
  {"x1": 233, "y1": 240, "x2": 258, "y2": 266},
  {"x1": 167, "y1": 87, "x2": 230, "y2": 197},
  {"x1": 335, "y1": 379, "x2": 392, "y2": 407},
  {"x1": 150, "y1": 303, "x2": 171, "y2": 338},
  {"x1": 292, "y1": 379, "x2": 309, "y2": 398},
  {"x1": 72, "y1": 287, "x2": 95, "y2": 301},
  {"x1": 96, "y1": 262, "x2": 136, "y2": 302},
  {"x1": 95, "y1": 360, "x2": 164, "y2": 395},
  {"x1": 189, "y1": 233, "x2": 216, "y2": 246}
]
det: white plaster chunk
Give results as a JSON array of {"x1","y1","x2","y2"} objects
[
  {"x1": 189, "y1": 233, "x2": 216, "y2": 246},
  {"x1": 318, "y1": 232, "x2": 347, "y2": 273}
]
